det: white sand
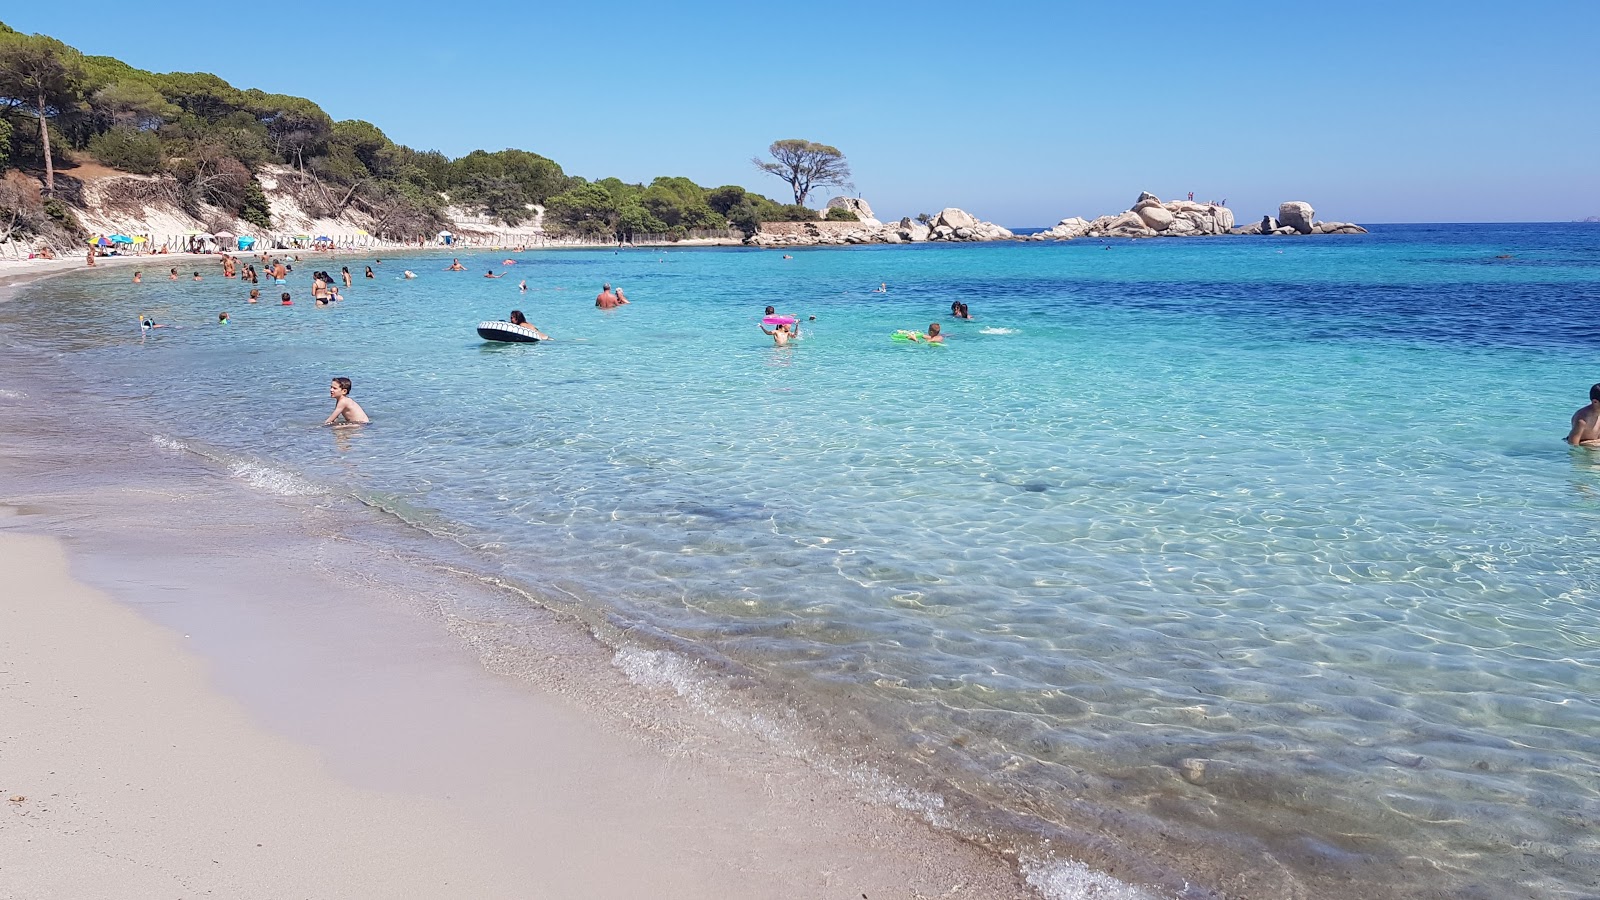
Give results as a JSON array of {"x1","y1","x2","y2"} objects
[{"x1": 0, "y1": 525, "x2": 1035, "y2": 899}]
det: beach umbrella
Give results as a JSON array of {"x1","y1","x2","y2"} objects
[
  {"x1": 437, "y1": 230, "x2": 453, "y2": 238},
  {"x1": 214, "y1": 230, "x2": 235, "y2": 239},
  {"x1": 355, "y1": 229, "x2": 369, "y2": 236},
  {"x1": 97, "y1": 236, "x2": 113, "y2": 246},
  {"x1": 293, "y1": 234, "x2": 310, "y2": 240},
  {"x1": 86, "y1": 236, "x2": 100, "y2": 245},
  {"x1": 314, "y1": 235, "x2": 331, "y2": 242},
  {"x1": 109, "y1": 234, "x2": 134, "y2": 244},
  {"x1": 131, "y1": 236, "x2": 147, "y2": 243}
]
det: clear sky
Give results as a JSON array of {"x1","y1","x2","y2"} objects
[{"x1": 7, "y1": 2, "x2": 1598, "y2": 225}]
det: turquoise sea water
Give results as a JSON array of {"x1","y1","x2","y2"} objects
[{"x1": 5, "y1": 226, "x2": 1598, "y2": 898}]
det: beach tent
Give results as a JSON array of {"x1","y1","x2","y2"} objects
[
  {"x1": 237, "y1": 236, "x2": 257, "y2": 250},
  {"x1": 438, "y1": 230, "x2": 454, "y2": 246}
]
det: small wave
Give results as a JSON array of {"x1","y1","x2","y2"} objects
[
  {"x1": 0, "y1": 389, "x2": 27, "y2": 400},
  {"x1": 980, "y1": 327, "x2": 1018, "y2": 335},
  {"x1": 613, "y1": 646, "x2": 788, "y2": 743},
  {"x1": 227, "y1": 460, "x2": 324, "y2": 496},
  {"x1": 151, "y1": 434, "x2": 188, "y2": 452},
  {"x1": 1021, "y1": 856, "x2": 1160, "y2": 900}
]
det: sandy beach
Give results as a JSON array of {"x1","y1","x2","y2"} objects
[{"x1": 0, "y1": 268, "x2": 1044, "y2": 898}]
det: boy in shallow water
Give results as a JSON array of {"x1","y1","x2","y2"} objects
[{"x1": 323, "y1": 377, "x2": 370, "y2": 426}]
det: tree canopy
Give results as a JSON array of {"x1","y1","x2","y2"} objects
[
  {"x1": 753, "y1": 139, "x2": 851, "y2": 207},
  {"x1": 0, "y1": 29, "x2": 89, "y2": 194}
]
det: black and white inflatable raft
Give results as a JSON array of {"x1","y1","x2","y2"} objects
[{"x1": 477, "y1": 321, "x2": 542, "y2": 343}]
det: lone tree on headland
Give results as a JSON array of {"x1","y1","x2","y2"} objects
[{"x1": 753, "y1": 139, "x2": 850, "y2": 207}]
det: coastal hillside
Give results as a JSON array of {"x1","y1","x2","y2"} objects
[
  {"x1": 0, "y1": 21, "x2": 794, "y2": 253},
  {"x1": 6, "y1": 158, "x2": 560, "y2": 254}
]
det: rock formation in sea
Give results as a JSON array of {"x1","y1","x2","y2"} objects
[
  {"x1": 747, "y1": 200, "x2": 1012, "y2": 247},
  {"x1": 1229, "y1": 201, "x2": 1367, "y2": 235},
  {"x1": 1032, "y1": 193, "x2": 1365, "y2": 240}
]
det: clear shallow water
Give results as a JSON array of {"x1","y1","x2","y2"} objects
[{"x1": 6, "y1": 226, "x2": 1600, "y2": 898}]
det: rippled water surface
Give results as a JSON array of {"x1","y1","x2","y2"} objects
[{"x1": 6, "y1": 225, "x2": 1599, "y2": 898}]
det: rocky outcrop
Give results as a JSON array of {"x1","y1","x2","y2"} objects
[
  {"x1": 747, "y1": 204, "x2": 1009, "y2": 247},
  {"x1": 1231, "y1": 203, "x2": 1365, "y2": 236},
  {"x1": 1031, "y1": 192, "x2": 1361, "y2": 240},
  {"x1": 825, "y1": 196, "x2": 880, "y2": 227},
  {"x1": 1032, "y1": 193, "x2": 1237, "y2": 240},
  {"x1": 1278, "y1": 201, "x2": 1315, "y2": 235},
  {"x1": 1036, "y1": 217, "x2": 1092, "y2": 240}
]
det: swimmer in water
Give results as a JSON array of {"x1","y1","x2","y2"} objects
[
  {"x1": 218, "y1": 312, "x2": 229, "y2": 324},
  {"x1": 169, "y1": 268, "x2": 179, "y2": 280},
  {"x1": 323, "y1": 376, "x2": 370, "y2": 426},
  {"x1": 447, "y1": 259, "x2": 466, "y2": 271},
  {"x1": 874, "y1": 282, "x2": 887, "y2": 293},
  {"x1": 905, "y1": 323, "x2": 944, "y2": 344},
  {"x1": 365, "y1": 266, "x2": 375, "y2": 279},
  {"x1": 508, "y1": 310, "x2": 550, "y2": 340},
  {"x1": 761, "y1": 320, "x2": 800, "y2": 347},
  {"x1": 191, "y1": 272, "x2": 202, "y2": 281},
  {"x1": 518, "y1": 279, "x2": 527, "y2": 293},
  {"x1": 951, "y1": 301, "x2": 972, "y2": 320},
  {"x1": 485, "y1": 270, "x2": 505, "y2": 278},
  {"x1": 1567, "y1": 383, "x2": 1600, "y2": 446},
  {"x1": 403, "y1": 270, "x2": 417, "y2": 279},
  {"x1": 132, "y1": 271, "x2": 141, "y2": 283},
  {"x1": 249, "y1": 288, "x2": 260, "y2": 303}
]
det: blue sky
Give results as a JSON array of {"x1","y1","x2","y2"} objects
[{"x1": 8, "y1": 2, "x2": 1598, "y2": 225}]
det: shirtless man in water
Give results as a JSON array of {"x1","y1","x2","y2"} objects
[
  {"x1": 595, "y1": 283, "x2": 627, "y2": 309},
  {"x1": 447, "y1": 259, "x2": 466, "y2": 271},
  {"x1": 760, "y1": 320, "x2": 800, "y2": 346},
  {"x1": 1567, "y1": 383, "x2": 1600, "y2": 446}
]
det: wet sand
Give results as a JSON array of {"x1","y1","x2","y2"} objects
[{"x1": 0, "y1": 268, "x2": 1042, "y2": 898}]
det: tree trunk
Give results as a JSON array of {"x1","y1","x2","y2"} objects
[{"x1": 37, "y1": 91, "x2": 54, "y2": 197}]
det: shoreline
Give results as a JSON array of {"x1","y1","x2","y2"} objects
[{"x1": 0, "y1": 267, "x2": 1065, "y2": 898}]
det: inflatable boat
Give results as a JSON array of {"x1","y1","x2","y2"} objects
[{"x1": 477, "y1": 321, "x2": 543, "y2": 343}]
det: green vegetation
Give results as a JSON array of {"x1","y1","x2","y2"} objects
[{"x1": 0, "y1": 21, "x2": 819, "y2": 243}]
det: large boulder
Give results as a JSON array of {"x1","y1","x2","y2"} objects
[
  {"x1": 935, "y1": 208, "x2": 979, "y2": 230},
  {"x1": 1038, "y1": 216, "x2": 1091, "y2": 240},
  {"x1": 1137, "y1": 204, "x2": 1175, "y2": 231},
  {"x1": 825, "y1": 196, "x2": 880, "y2": 227},
  {"x1": 1133, "y1": 191, "x2": 1162, "y2": 209},
  {"x1": 1279, "y1": 201, "x2": 1315, "y2": 235},
  {"x1": 895, "y1": 218, "x2": 932, "y2": 242}
]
